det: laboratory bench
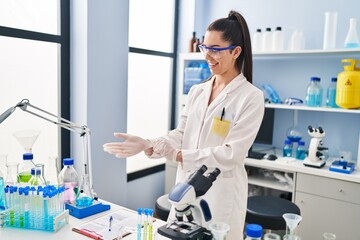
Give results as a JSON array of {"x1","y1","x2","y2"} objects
[
  {"x1": 245, "y1": 155, "x2": 360, "y2": 240},
  {"x1": 0, "y1": 200, "x2": 169, "y2": 240}
]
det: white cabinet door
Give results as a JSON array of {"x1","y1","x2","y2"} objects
[{"x1": 295, "y1": 191, "x2": 360, "y2": 240}]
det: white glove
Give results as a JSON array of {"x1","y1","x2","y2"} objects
[
  {"x1": 153, "y1": 138, "x2": 180, "y2": 161},
  {"x1": 103, "y1": 133, "x2": 152, "y2": 158}
]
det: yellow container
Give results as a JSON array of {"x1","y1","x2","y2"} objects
[{"x1": 336, "y1": 59, "x2": 360, "y2": 109}]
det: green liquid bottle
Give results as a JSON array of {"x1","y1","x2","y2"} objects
[{"x1": 18, "y1": 153, "x2": 35, "y2": 183}]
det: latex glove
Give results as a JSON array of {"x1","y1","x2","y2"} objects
[
  {"x1": 153, "y1": 138, "x2": 180, "y2": 161},
  {"x1": 103, "y1": 133, "x2": 152, "y2": 158}
]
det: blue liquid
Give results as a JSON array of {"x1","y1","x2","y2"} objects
[
  {"x1": 326, "y1": 87, "x2": 338, "y2": 108},
  {"x1": 283, "y1": 148, "x2": 292, "y2": 157},
  {"x1": 344, "y1": 42, "x2": 360, "y2": 48},
  {"x1": 306, "y1": 94, "x2": 322, "y2": 107},
  {"x1": 296, "y1": 149, "x2": 306, "y2": 160},
  {"x1": 75, "y1": 196, "x2": 94, "y2": 207},
  {"x1": 0, "y1": 177, "x2": 5, "y2": 210}
]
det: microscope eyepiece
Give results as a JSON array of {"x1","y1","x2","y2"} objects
[{"x1": 207, "y1": 168, "x2": 221, "y2": 182}]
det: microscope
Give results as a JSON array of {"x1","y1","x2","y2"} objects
[
  {"x1": 158, "y1": 165, "x2": 220, "y2": 240},
  {"x1": 303, "y1": 125, "x2": 327, "y2": 168}
]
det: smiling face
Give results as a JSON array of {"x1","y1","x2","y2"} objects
[{"x1": 202, "y1": 30, "x2": 242, "y2": 78}]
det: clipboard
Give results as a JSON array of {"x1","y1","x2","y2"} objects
[{"x1": 72, "y1": 208, "x2": 137, "y2": 240}]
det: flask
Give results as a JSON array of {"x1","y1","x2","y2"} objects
[
  {"x1": 326, "y1": 77, "x2": 338, "y2": 108},
  {"x1": 245, "y1": 223, "x2": 262, "y2": 240},
  {"x1": 28, "y1": 167, "x2": 45, "y2": 186},
  {"x1": 5, "y1": 162, "x2": 19, "y2": 186},
  {"x1": 306, "y1": 76, "x2": 323, "y2": 107},
  {"x1": 296, "y1": 141, "x2": 306, "y2": 160},
  {"x1": 262, "y1": 28, "x2": 272, "y2": 52},
  {"x1": 323, "y1": 12, "x2": 338, "y2": 50},
  {"x1": 272, "y1": 26, "x2": 285, "y2": 51},
  {"x1": 18, "y1": 153, "x2": 35, "y2": 183},
  {"x1": 344, "y1": 18, "x2": 360, "y2": 48},
  {"x1": 252, "y1": 29, "x2": 263, "y2": 52},
  {"x1": 283, "y1": 140, "x2": 293, "y2": 157},
  {"x1": 58, "y1": 158, "x2": 79, "y2": 204},
  {"x1": 189, "y1": 31, "x2": 197, "y2": 52}
]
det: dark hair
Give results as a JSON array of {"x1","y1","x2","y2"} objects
[{"x1": 207, "y1": 10, "x2": 253, "y2": 83}]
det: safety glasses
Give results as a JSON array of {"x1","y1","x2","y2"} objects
[{"x1": 198, "y1": 45, "x2": 237, "y2": 59}]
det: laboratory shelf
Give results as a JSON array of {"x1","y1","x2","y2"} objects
[
  {"x1": 253, "y1": 48, "x2": 360, "y2": 58},
  {"x1": 265, "y1": 103, "x2": 360, "y2": 114},
  {"x1": 248, "y1": 174, "x2": 293, "y2": 193}
]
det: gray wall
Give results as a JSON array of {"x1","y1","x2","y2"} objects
[{"x1": 71, "y1": 0, "x2": 129, "y2": 206}]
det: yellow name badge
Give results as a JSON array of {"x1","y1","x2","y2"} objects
[{"x1": 211, "y1": 117, "x2": 231, "y2": 137}]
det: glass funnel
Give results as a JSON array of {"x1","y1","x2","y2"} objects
[
  {"x1": 283, "y1": 213, "x2": 302, "y2": 236},
  {"x1": 13, "y1": 129, "x2": 40, "y2": 153}
]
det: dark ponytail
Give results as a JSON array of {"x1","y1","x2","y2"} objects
[{"x1": 207, "y1": 10, "x2": 253, "y2": 84}]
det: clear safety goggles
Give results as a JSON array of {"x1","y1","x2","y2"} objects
[{"x1": 198, "y1": 45, "x2": 237, "y2": 59}]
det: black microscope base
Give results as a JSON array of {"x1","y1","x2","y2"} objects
[{"x1": 158, "y1": 222, "x2": 212, "y2": 240}]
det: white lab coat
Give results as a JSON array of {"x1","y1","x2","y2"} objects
[{"x1": 163, "y1": 73, "x2": 264, "y2": 240}]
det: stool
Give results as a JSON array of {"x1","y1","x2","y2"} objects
[
  {"x1": 246, "y1": 195, "x2": 301, "y2": 230},
  {"x1": 155, "y1": 194, "x2": 171, "y2": 221}
]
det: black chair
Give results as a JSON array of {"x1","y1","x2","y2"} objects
[
  {"x1": 246, "y1": 195, "x2": 301, "y2": 231},
  {"x1": 155, "y1": 194, "x2": 171, "y2": 221}
]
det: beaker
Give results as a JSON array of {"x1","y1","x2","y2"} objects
[
  {"x1": 5, "y1": 162, "x2": 19, "y2": 185},
  {"x1": 209, "y1": 222, "x2": 230, "y2": 240},
  {"x1": 322, "y1": 233, "x2": 336, "y2": 240}
]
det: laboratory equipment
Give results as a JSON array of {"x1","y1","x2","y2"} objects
[
  {"x1": 18, "y1": 153, "x2": 36, "y2": 183},
  {"x1": 0, "y1": 166, "x2": 5, "y2": 211},
  {"x1": 5, "y1": 162, "x2": 19, "y2": 186},
  {"x1": 58, "y1": 158, "x2": 79, "y2": 204},
  {"x1": 158, "y1": 165, "x2": 220, "y2": 240},
  {"x1": 28, "y1": 167, "x2": 45, "y2": 186},
  {"x1": 272, "y1": 26, "x2": 285, "y2": 52},
  {"x1": 262, "y1": 27, "x2": 272, "y2": 52},
  {"x1": 0, "y1": 99, "x2": 110, "y2": 218},
  {"x1": 264, "y1": 232, "x2": 281, "y2": 240},
  {"x1": 344, "y1": 18, "x2": 360, "y2": 48},
  {"x1": 326, "y1": 77, "x2": 339, "y2": 108},
  {"x1": 329, "y1": 154, "x2": 355, "y2": 174},
  {"x1": 209, "y1": 222, "x2": 230, "y2": 240},
  {"x1": 45, "y1": 156, "x2": 59, "y2": 185},
  {"x1": 13, "y1": 129, "x2": 40, "y2": 153},
  {"x1": 323, "y1": 12, "x2": 338, "y2": 50},
  {"x1": 283, "y1": 140, "x2": 293, "y2": 157},
  {"x1": 303, "y1": 126, "x2": 327, "y2": 168},
  {"x1": 336, "y1": 59, "x2": 360, "y2": 109},
  {"x1": 282, "y1": 213, "x2": 302, "y2": 238},
  {"x1": 252, "y1": 29, "x2": 262, "y2": 52},
  {"x1": 306, "y1": 77, "x2": 323, "y2": 107},
  {"x1": 295, "y1": 141, "x2": 306, "y2": 160},
  {"x1": 286, "y1": 125, "x2": 303, "y2": 143},
  {"x1": 262, "y1": 84, "x2": 282, "y2": 104},
  {"x1": 245, "y1": 223, "x2": 262, "y2": 240}
]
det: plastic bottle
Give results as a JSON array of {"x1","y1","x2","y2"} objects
[
  {"x1": 306, "y1": 77, "x2": 323, "y2": 107},
  {"x1": 58, "y1": 158, "x2": 79, "y2": 204},
  {"x1": 296, "y1": 141, "x2": 306, "y2": 160},
  {"x1": 28, "y1": 167, "x2": 45, "y2": 186},
  {"x1": 252, "y1": 29, "x2": 263, "y2": 52},
  {"x1": 245, "y1": 223, "x2": 262, "y2": 240},
  {"x1": 189, "y1": 31, "x2": 197, "y2": 52},
  {"x1": 283, "y1": 140, "x2": 293, "y2": 157},
  {"x1": 326, "y1": 77, "x2": 338, "y2": 108},
  {"x1": 344, "y1": 18, "x2": 360, "y2": 48},
  {"x1": 262, "y1": 28, "x2": 272, "y2": 52},
  {"x1": 272, "y1": 26, "x2": 285, "y2": 52},
  {"x1": 18, "y1": 153, "x2": 35, "y2": 183}
]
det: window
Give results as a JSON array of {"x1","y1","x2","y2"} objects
[
  {"x1": 127, "y1": 0, "x2": 179, "y2": 173},
  {"x1": 0, "y1": 0, "x2": 70, "y2": 174}
]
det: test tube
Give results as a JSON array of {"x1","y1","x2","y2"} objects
[
  {"x1": 143, "y1": 208, "x2": 148, "y2": 240},
  {"x1": 148, "y1": 209, "x2": 153, "y2": 240},
  {"x1": 137, "y1": 208, "x2": 142, "y2": 240}
]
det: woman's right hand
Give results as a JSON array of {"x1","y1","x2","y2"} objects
[{"x1": 103, "y1": 133, "x2": 152, "y2": 158}]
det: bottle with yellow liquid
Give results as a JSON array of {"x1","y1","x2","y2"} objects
[
  {"x1": 18, "y1": 153, "x2": 35, "y2": 183},
  {"x1": 336, "y1": 59, "x2": 360, "y2": 109}
]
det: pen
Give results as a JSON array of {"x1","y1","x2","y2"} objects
[
  {"x1": 220, "y1": 107, "x2": 225, "y2": 121},
  {"x1": 108, "y1": 216, "x2": 113, "y2": 231}
]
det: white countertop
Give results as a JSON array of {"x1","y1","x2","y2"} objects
[{"x1": 245, "y1": 157, "x2": 360, "y2": 184}]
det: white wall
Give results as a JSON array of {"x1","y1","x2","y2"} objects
[{"x1": 71, "y1": 0, "x2": 129, "y2": 206}]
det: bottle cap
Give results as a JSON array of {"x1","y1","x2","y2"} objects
[
  {"x1": 63, "y1": 158, "x2": 74, "y2": 165},
  {"x1": 276, "y1": 26, "x2": 282, "y2": 31},
  {"x1": 23, "y1": 153, "x2": 33, "y2": 160},
  {"x1": 310, "y1": 76, "x2": 320, "y2": 81},
  {"x1": 298, "y1": 141, "x2": 305, "y2": 146},
  {"x1": 266, "y1": 27, "x2": 271, "y2": 31},
  {"x1": 331, "y1": 77, "x2": 337, "y2": 82},
  {"x1": 31, "y1": 168, "x2": 41, "y2": 175},
  {"x1": 256, "y1": 29, "x2": 261, "y2": 32},
  {"x1": 246, "y1": 224, "x2": 262, "y2": 238},
  {"x1": 285, "y1": 139, "x2": 292, "y2": 144}
]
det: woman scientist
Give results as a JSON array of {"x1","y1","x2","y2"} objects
[{"x1": 104, "y1": 10, "x2": 264, "y2": 239}]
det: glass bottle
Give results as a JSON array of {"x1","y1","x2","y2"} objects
[
  {"x1": 5, "y1": 162, "x2": 19, "y2": 186},
  {"x1": 58, "y1": 158, "x2": 79, "y2": 204},
  {"x1": 296, "y1": 141, "x2": 306, "y2": 160},
  {"x1": 245, "y1": 224, "x2": 262, "y2": 240},
  {"x1": 18, "y1": 153, "x2": 35, "y2": 183},
  {"x1": 326, "y1": 77, "x2": 339, "y2": 108},
  {"x1": 344, "y1": 18, "x2": 360, "y2": 48},
  {"x1": 283, "y1": 140, "x2": 293, "y2": 157},
  {"x1": 28, "y1": 167, "x2": 45, "y2": 186},
  {"x1": 189, "y1": 31, "x2": 197, "y2": 52},
  {"x1": 306, "y1": 77, "x2": 322, "y2": 107}
]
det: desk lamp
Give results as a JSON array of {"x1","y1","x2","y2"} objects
[{"x1": 0, "y1": 99, "x2": 110, "y2": 218}]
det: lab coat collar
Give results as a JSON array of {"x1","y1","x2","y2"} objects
[{"x1": 202, "y1": 73, "x2": 247, "y2": 110}]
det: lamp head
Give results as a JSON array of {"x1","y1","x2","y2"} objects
[{"x1": 0, "y1": 99, "x2": 29, "y2": 124}]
